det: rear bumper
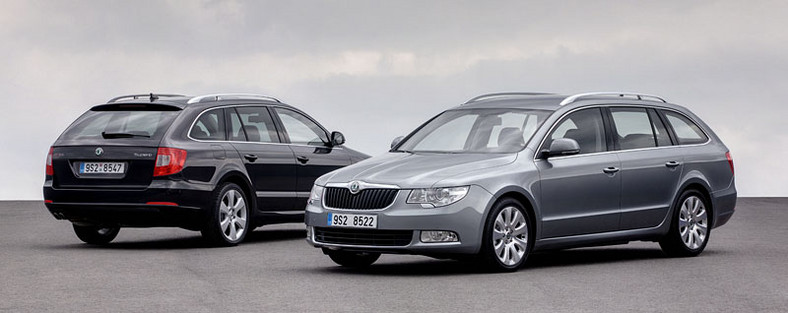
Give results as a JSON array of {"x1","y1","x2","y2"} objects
[
  {"x1": 43, "y1": 180, "x2": 213, "y2": 230},
  {"x1": 711, "y1": 183, "x2": 737, "y2": 228}
]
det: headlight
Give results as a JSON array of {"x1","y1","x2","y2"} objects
[
  {"x1": 309, "y1": 185, "x2": 324, "y2": 205},
  {"x1": 407, "y1": 186, "x2": 469, "y2": 207}
]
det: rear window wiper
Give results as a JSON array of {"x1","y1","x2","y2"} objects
[{"x1": 101, "y1": 132, "x2": 151, "y2": 139}]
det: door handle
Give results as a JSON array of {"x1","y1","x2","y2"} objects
[
  {"x1": 244, "y1": 154, "x2": 258, "y2": 162},
  {"x1": 665, "y1": 161, "x2": 681, "y2": 168},
  {"x1": 297, "y1": 156, "x2": 310, "y2": 164},
  {"x1": 603, "y1": 167, "x2": 620, "y2": 174}
]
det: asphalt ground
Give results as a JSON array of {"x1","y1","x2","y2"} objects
[{"x1": 1, "y1": 198, "x2": 786, "y2": 312}]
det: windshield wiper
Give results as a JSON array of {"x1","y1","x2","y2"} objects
[{"x1": 101, "y1": 132, "x2": 151, "y2": 139}]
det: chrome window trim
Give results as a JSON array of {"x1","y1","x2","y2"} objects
[
  {"x1": 186, "y1": 104, "x2": 342, "y2": 149},
  {"x1": 533, "y1": 104, "x2": 711, "y2": 161}
]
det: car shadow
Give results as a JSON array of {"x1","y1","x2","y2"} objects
[
  {"x1": 50, "y1": 228, "x2": 306, "y2": 250},
  {"x1": 314, "y1": 247, "x2": 670, "y2": 276}
]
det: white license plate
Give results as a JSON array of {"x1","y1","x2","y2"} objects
[
  {"x1": 327, "y1": 213, "x2": 377, "y2": 229},
  {"x1": 79, "y1": 162, "x2": 125, "y2": 174}
]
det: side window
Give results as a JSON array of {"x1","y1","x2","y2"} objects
[
  {"x1": 663, "y1": 111, "x2": 708, "y2": 145},
  {"x1": 235, "y1": 107, "x2": 279, "y2": 143},
  {"x1": 610, "y1": 107, "x2": 656, "y2": 150},
  {"x1": 227, "y1": 108, "x2": 247, "y2": 141},
  {"x1": 547, "y1": 108, "x2": 607, "y2": 154},
  {"x1": 190, "y1": 109, "x2": 226, "y2": 140},
  {"x1": 273, "y1": 108, "x2": 329, "y2": 146},
  {"x1": 648, "y1": 109, "x2": 672, "y2": 146}
]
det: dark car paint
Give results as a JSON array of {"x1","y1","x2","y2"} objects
[{"x1": 44, "y1": 96, "x2": 368, "y2": 230}]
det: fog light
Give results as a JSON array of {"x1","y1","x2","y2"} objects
[{"x1": 420, "y1": 230, "x2": 459, "y2": 243}]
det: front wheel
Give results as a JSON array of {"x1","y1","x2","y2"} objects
[
  {"x1": 72, "y1": 224, "x2": 120, "y2": 245},
  {"x1": 201, "y1": 183, "x2": 250, "y2": 247},
  {"x1": 660, "y1": 190, "x2": 711, "y2": 257},
  {"x1": 324, "y1": 248, "x2": 380, "y2": 268},
  {"x1": 479, "y1": 198, "x2": 533, "y2": 272}
]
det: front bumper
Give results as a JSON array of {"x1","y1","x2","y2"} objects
[
  {"x1": 304, "y1": 185, "x2": 493, "y2": 255},
  {"x1": 43, "y1": 179, "x2": 213, "y2": 230}
]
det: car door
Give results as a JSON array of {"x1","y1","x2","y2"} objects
[
  {"x1": 609, "y1": 107, "x2": 683, "y2": 229},
  {"x1": 227, "y1": 106, "x2": 298, "y2": 212},
  {"x1": 536, "y1": 107, "x2": 621, "y2": 238},
  {"x1": 271, "y1": 107, "x2": 351, "y2": 207}
]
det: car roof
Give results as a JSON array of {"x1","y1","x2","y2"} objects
[
  {"x1": 457, "y1": 94, "x2": 567, "y2": 111},
  {"x1": 91, "y1": 93, "x2": 296, "y2": 111},
  {"x1": 454, "y1": 92, "x2": 688, "y2": 112}
]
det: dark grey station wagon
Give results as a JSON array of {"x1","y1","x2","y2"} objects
[
  {"x1": 305, "y1": 92, "x2": 736, "y2": 271},
  {"x1": 44, "y1": 93, "x2": 367, "y2": 246}
]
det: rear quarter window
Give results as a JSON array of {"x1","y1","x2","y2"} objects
[
  {"x1": 663, "y1": 111, "x2": 708, "y2": 145},
  {"x1": 190, "y1": 109, "x2": 226, "y2": 140}
]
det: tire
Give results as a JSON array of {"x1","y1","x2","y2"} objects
[
  {"x1": 323, "y1": 248, "x2": 380, "y2": 268},
  {"x1": 660, "y1": 189, "x2": 711, "y2": 257},
  {"x1": 72, "y1": 224, "x2": 120, "y2": 245},
  {"x1": 479, "y1": 198, "x2": 533, "y2": 272},
  {"x1": 201, "y1": 183, "x2": 250, "y2": 247}
]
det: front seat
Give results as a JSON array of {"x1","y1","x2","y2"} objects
[
  {"x1": 498, "y1": 127, "x2": 525, "y2": 151},
  {"x1": 243, "y1": 125, "x2": 261, "y2": 142},
  {"x1": 564, "y1": 128, "x2": 595, "y2": 154}
]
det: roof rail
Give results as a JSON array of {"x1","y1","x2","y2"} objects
[
  {"x1": 108, "y1": 93, "x2": 185, "y2": 103},
  {"x1": 187, "y1": 93, "x2": 281, "y2": 104},
  {"x1": 559, "y1": 92, "x2": 667, "y2": 106},
  {"x1": 464, "y1": 92, "x2": 555, "y2": 104}
]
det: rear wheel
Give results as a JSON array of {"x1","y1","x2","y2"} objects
[
  {"x1": 324, "y1": 248, "x2": 380, "y2": 268},
  {"x1": 660, "y1": 190, "x2": 711, "y2": 257},
  {"x1": 72, "y1": 224, "x2": 119, "y2": 245},
  {"x1": 479, "y1": 198, "x2": 533, "y2": 272},
  {"x1": 201, "y1": 183, "x2": 250, "y2": 247}
]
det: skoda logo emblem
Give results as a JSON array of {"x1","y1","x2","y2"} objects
[
  {"x1": 95, "y1": 147, "x2": 104, "y2": 156},
  {"x1": 349, "y1": 181, "x2": 361, "y2": 194}
]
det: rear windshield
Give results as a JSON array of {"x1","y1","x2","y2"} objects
[{"x1": 60, "y1": 110, "x2": 180, "y2": 141}]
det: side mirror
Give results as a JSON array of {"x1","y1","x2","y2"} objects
[
  {"x1": 541, "y1": 138, "x2": 580, "y2": 158},
  {"x1": 330, "y1": 131, "x2": 345, "y2": 146},
  {"x1": 390, "y1": 136, "x2": 404, "y2": 149}
]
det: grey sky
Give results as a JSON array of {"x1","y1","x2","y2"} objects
[{"x1": 1, "y1": 0, "x2": 786, "y2": 199}]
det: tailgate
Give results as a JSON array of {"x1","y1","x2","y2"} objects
[{"x1": 52, "y1": 145, "x2": 158, "y2": 189}]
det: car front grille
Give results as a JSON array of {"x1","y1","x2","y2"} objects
[
  {"x1": 324, "y1": 188, "x2": 398, "y2": 210},
  {"x1": 314, "y1": 227, "x2": 413, "y2": 246}
]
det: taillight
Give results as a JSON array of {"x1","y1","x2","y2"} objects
[
  {"x1": 45, "y1": 147, "x2": 54, "y2": 176},
  {"x1": 726, "y1": 151, "x2": 734, "y2": 175},
  {"x1": 153, "y1": 147, "x2": 187, "y2": 177}
]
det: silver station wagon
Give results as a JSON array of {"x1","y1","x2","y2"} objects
[{"x1": 305, "y1": 92, "x2": 736, "y2": 271}]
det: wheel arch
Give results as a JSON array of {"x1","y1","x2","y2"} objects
[
  {"x1": 215, "y1": 170, "x2": 256, "y2": 213},
  {"x1": 673, "y1": 177, "x2": 715, "y2": 227},
  {"x1": 486, "y1": 186, "x2": 539, "y2": 240}
]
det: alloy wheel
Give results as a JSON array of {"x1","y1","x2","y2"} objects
[
  {"x1": 678, "y1": 195, "x2": 708, "y2": 250},
  {"x1": 219, "y1": 189, "x2": 247, "y2": 241},
  {"x1": 492, "y1": 206, "x2": 529, "y2": 266}
]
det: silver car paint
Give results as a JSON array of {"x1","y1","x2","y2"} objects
[{"x1": 306, "y1": 96, "x2": 736, "y2": 255}]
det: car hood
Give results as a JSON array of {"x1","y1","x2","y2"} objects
[{"x1": 317, "y1": 152, "x2": 517, "y2": 188}]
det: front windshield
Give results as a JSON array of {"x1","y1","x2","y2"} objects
[{"x1": 395, "y1": 108, "x2": 551, "y2": 153}]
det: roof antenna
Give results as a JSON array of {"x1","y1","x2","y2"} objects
[{"x1": 149, "y1": 93, "x2": 158, "y2": 102}]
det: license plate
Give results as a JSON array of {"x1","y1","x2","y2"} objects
[
  {"x1": 79, "y1": 162, "x2": 125, "y2": 174},
  {"x1": 327, "y1": 213, "x2": 377, "y2": 229}
]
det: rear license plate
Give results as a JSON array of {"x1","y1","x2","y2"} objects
[
  {"x1": 327, "y1": 213, "x2": 377, "y2": 229},
  {"x1": 79, "y1": 162, "x2": 125, "y2": 174}
]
